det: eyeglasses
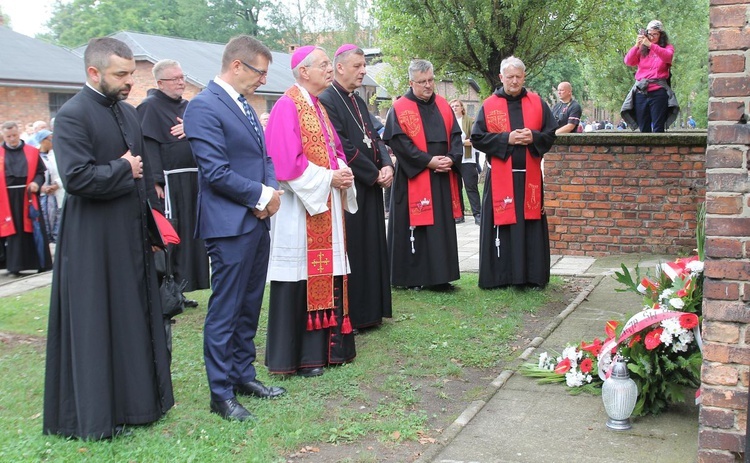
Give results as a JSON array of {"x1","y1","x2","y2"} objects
[
  {"x1": 306, "y1": 60, "x2": 332, "y2": 70},
  {"x1": 241, "y1": 61, "x2": 268, "y2": 77},
  {"x1": 647, "y1": 32, "x2": 660, "y2": 38},
  {"x1": 412, "y1": 78, "x2": 435, "y2": 87},
  {"x1": 160, "y1": 76, "x2": 185, "y2": 82}
]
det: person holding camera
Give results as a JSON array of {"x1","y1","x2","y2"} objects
[{"x1": 620, "y1": 20, "x2": 679, "y2": 133}]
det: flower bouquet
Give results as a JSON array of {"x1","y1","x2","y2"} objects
[{"x1": 520, "y1": 255, "x2": 704, "y2": 416}]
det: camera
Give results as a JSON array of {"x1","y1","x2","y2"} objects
[{"x1": 638, "y1": 28, "x2": 646, "y2": 36}]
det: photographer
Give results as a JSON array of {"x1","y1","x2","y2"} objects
[{"x1": 620, "y1": 20, "x2": 679, "y2": 133}]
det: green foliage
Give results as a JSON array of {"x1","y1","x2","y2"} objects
[
  {"x1": 374, "y1": 0, "x2": 613, "y2": 96},
  {"x1": 0, "y1": 274, "x2": 570, "y2": 461}
]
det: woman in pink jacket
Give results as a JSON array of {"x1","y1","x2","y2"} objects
[{"x1": 621, "y1": 20, "x2": 678, "y2": 133}]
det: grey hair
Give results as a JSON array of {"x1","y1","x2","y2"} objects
[
  {"x1": 2, "y1": 121, "x2": 19, "y2": 131},
  {"x1": 153, "y1": 59, "x2": 181, "y2": 80},
  {"x1": 333, "y1": 47, "x2": 364, "y2": 67},
  {"x1": 500, "y1": 56, "x2": 526, "y2": 76},
  {"x1": 408, "y1": 59, "x2": 433, "y2": 80},
  {"x1": 292, "y1": 46, "x2": 326, "y2": 79}
]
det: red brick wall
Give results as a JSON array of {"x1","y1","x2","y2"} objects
[
  {"x1": 544, "y1": 133, "x2": 706, "y2": 256},
  {"x1": 0, "y1": 87, "x2": 57, "y2": 127},
  {"x1": 700, "y1": 1, "x2": 750, "y2": 462}
]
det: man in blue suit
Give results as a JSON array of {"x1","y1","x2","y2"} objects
[{"x1": 184, "y1": 35, "x2": 285, "y2": 422}]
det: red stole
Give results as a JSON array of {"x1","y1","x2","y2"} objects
[
  {"x1": 0, "y1": 144, "x2": 40, "y2": 237},
  {"x1": 392, "y1": 95, "x2": 462, "y2": 227},
  {"x1": 285, "y1": 85, "x2": 351, "y2": 333},
  {"x1": 482, "y1": 92, "x2": 544, "y2": 225}
]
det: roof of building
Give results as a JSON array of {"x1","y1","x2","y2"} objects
[
  {"x1": 0, "y1": 26, "x2": 85, "y2": 90},
  {"x1": 75, "y1": 31, "x2": 377, "y2": 95}
]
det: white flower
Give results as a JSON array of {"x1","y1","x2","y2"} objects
[
  {"x1": 686, "y1": 260, "x2": 704, "y2": 274},
  {"x1": 660, "y1": 329, "x2": 674, "y2": 346},
  {"x1": 660, "y1": 288, "x2": 674, "y2": 301},
  {"x1": 538, "y1": 352, "x2": 548, "y2": 369},
  {"x1": 565, "y1": 370, "x2": 586, "y2": 387},
  {"x1": 562, "y1": 346, "x2": 580, "y2": 363},
  {"x1": 669, "y1": 298, "x2": 685, "y2": 310}
]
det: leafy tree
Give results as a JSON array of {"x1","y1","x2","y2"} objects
[{"x1": 373, "y1": 0, "x2": 611, "y2": 96}]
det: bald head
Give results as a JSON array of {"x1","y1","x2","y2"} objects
[{"x1": 557, "y1": 82, "x2": 573, "y2": 103}]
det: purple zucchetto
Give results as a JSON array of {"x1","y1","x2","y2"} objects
[
  {"x1": 334, "y1": 44, "x2": 358, "y2": 57},
  {"x1": 291, "y1": 45, "x2": 316, "y2": 69}
]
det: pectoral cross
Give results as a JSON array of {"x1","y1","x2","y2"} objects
[{"x1": 363, "y1": 135, "x2": 372, "y2": 149}]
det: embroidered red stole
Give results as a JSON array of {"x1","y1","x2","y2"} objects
[
  {"x1": 482, "y1": 92, "x2": 544, "y2": 226},
  {"x1": 0, "y1": 145, "x2": 40, "y2": 237},
  {"x1": 286, "y1": 85, "x2": 351, "y2": 333},
  {"x1": 392, "y1": 95, "x2": 462, "y2": 227}
]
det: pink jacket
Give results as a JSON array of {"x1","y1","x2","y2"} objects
[{"x1": 624, "y1": 44, "x2": 674, "y2": 92}]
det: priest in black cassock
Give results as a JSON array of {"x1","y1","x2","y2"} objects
[
  {"x1": 137, "y1": 59, "x2": 209, "y2": 298},
  {"x1": 471, "y1": 56, "x2": 557, "y2": 289},
  {"x1": 319, "y1": 44, "x2": 393, "y2": 330},
  {"x1": 383, "y1": 59, "x2": 462, "y2": 291},
  {"x1": 44, "y1": 37, "x2": 173, "y2": 440}
]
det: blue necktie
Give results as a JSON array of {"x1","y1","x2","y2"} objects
[{"x1": 238, "y1": 95, "x2": 262, "y2": 145}]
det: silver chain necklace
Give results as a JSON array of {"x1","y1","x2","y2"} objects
[{"x1": 332, "y1": 84, "x2": 373, "y2": 149}]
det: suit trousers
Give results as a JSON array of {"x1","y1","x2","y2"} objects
[{"x1": 203, "y1": 225, "x2": 269, "y2": 401}]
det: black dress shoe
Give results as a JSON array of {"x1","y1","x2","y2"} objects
[
  {"x1": 235, "y1": 379, "x2": 286, "y2": 399},
  {"x1": 184, "y1": 299, "x2": 199, "y2": 308},
  {"x1": 455, "y1": 216, "x2": 465, "y2": 224},
  {"x1": 426, "y1": 283, "x2": 456, "y2": 292},
  {"x1": 296, "y1": 367, "x2": 324, "y2": 378},
  {"x1": 210, "y1": 397, "x2": 254, "y2": 421}
]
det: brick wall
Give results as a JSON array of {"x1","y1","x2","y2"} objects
[
  {"x1": 700, "y1": 1, "x2": 750, "y2": 462},
  {"x1": 544, "y1": 132, "x2": 706, "y2": 256},
  {"x1": 0, "y1": 86, "x2": 58, "y2": 127}
]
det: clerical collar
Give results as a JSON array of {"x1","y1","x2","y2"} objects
[
  {"x1": 332, "y1": 80, "x2": 355, "y2": 97},
  {"x1": 85, "y1": 82, "x2": 106, "y2": 98}
]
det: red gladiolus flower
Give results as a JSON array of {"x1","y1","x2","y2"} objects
[
  {"x1": 628, "y1": 334, "x2": 642, "y2": 347},
  {"x1": 645, "y1": 328, "x2": 664, "y2": 350},
  {"x1": 580, "y1": 358, "x2": 593, "y2": 374},
  {"x1": 580, "y1": 338, "x2": 602, "y2": 356},
  {"x1": 554, "y1": 358, "x2": 572, "y2": 374},
  {"x1": 605, "y1": 320, "x2": 619, "y2": 338},
  {"x1": 679, "y1": 313, "x2": 699, "y2": 330}
]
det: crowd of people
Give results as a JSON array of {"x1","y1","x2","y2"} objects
[{"x1": 29, "y1": 18, "x2": 682, "y2": 439}]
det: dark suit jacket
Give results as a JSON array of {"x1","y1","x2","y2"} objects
[{"x1": 184, "y1": 80, "x2": 277, "y2": 239}]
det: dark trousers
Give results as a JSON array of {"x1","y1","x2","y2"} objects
[
  {"x1": 203, "y1": 226, "x2": 269, "y2": 401},
  {"x1": 634, "y1": 88, "x2": 668, "y2": 133},
  {"x1": 460, "y1": 162, "x2": 481, "y2": 217}
]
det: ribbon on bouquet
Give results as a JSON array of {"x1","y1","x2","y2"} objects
[{"x1": 597, "y1": 306, "x2": 703, "y2": 382}]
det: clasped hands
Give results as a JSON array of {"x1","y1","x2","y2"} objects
[
  {"x1": 509, "y1": 128, "x2": 533, "y2": 146},
  {"x1": 427, "y1": 155, "x2": 453, "y2": 173},
  {"x1": 331, "y1": 167, "x2": 354, "y2": 190},
  {"x1": 377, "y1": 166, "x2": 393, "y2": 188}
]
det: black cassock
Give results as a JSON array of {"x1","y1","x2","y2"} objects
[
  {"x1": 470, "y1": 87, "x2": 557, "y2": 289},
  {"x1": 319, "y1": 81, "x2": 392, "y2": 329},
  {"x1": 137, "y1": 88, "x2": 209, "y2": 292},
  {"x1": 44, "y1": 86, "x2": 174, "y2": 440},
  {"x1": 383, "y1": 90, "x2": 462, "y2": 288},
  {"x1": 1, "y1": 142, "x2": 51, "y2": 273}
]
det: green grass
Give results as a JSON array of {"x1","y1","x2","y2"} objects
[{"x1": 0, "y1": 273, "x2": 567, "y2": 462}]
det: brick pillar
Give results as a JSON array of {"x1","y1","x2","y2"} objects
[{"x1": 700, "y1": 1, "x2": 750, "y2": 462}]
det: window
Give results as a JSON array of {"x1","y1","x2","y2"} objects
[{"x1": 48, "y1": 93, "x2": 76, "y2": 118}]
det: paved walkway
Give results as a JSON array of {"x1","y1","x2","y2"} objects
[{"x1": 0, "y1": 222, "x2": 698, "y2": 462}]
